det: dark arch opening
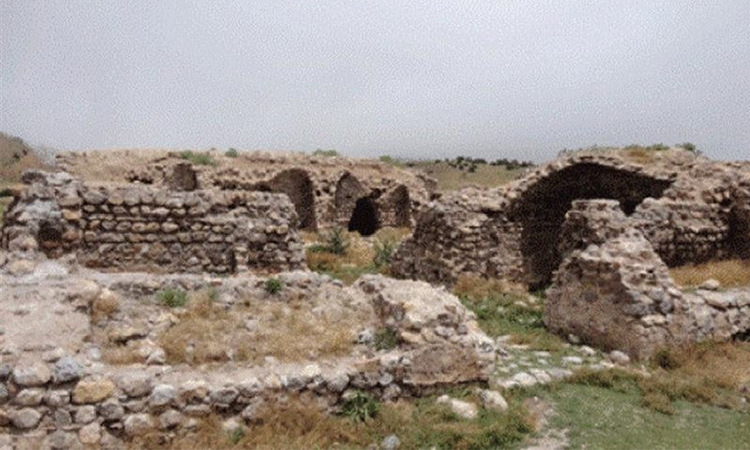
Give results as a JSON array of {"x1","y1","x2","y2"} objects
[
  {"x1": 266, "y1": 169, "x2": 317, "y2": 231},
  {"x1": 37, "y1": 220, "x2": 63, "y2": 257},
  {"x1": 512, "y1": 163, "x2": 673, "y2": 289},
  {"x1": 348, "y1": 197, "x2": 379, "y2": 236},
  {"x1": 335, "y1": 172, "x2": 366, "y2": 224}
]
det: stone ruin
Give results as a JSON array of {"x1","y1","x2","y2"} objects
[
  {"x1": 1, "y1": 171, "x2": 305, "y2": 274},
  {"x1": 57, "y1": 150, "x2": 435, "y2": 236},
  {"x1": 0, "y1": 160, "x2": 492, "y2": 448},
  {"x1": 393, "y1": 151, "x2": 750, "y2": 358}
]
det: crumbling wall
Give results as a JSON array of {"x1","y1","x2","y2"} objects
[
  {"x1": 546, "y1": 200, "x2": 750, "y2": 359},
  {"x1": 393, "y1": 154, "x2": 749, "y2": 288},
  {"x1": 58, "y1": 150, "x2": 434, "y2": 234},
  {"x1": 1, "y1": 171, "x2": 305, "y2": 274}
]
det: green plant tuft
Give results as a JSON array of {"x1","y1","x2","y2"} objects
[
  {"x1": 264, "y1": 278, "x2": 284, "y2": 295},
  {"x1": 225, "y1": 148, "x2": 239, "y2": 158},
  {"x1": 179, "y1": 150, "x2": 216, "y2": 166},
  {"x1": 374, "y1": 327, "x2": 399, "y2": 351},
  {"x1": 373, "y1": 239, "x2": 396, "y2": 268},
  {"x1": 157, "y1": 288, "x2": 188, "y2": 308},
  {"x1": 341, "y1": 391, "x2": 379, "y2": 422}
]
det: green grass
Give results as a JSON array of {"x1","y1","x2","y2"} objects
[
  {"x1": 406, "y1": 160, "x2": 523, "y2": 191},
  {"x1": 545, "y1": 383, "x2": 750, "y2": 450},
  {"x1": 157, "y1": 288, "x2": 188, "y2": 308},
  {"x1": 459, "y1": 293, "x2": 568, "y2": 353}
]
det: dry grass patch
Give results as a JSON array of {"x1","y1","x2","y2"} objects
[
  {"x1": 669, "y1": 259, "x2": 750, "y2": 289},
  {"x1": 158, "y1": 291, "x2": 365, "y2": 365},
  {"x1": 568, "y1": 341, "x2": 750, "y2": 415},
  {"x1": 453, "y1": 275, "x2": 527, "y2": 299},
  {"x1": 134, "y1": 395, "x2": 534, "y2": 450},
  {"x1": 91, "y1": 293, "x2": 120, "y2": 324},
  {"x1": 306, "y1": 227, "x2": 410, "y2": 284}
]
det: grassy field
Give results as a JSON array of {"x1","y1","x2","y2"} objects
[
  {"x1": 404, "y1": 160, "x2": 526, "y2": 191},
  {"x1": 546, "y1": 383, "x2": 750, "y2": 450}
]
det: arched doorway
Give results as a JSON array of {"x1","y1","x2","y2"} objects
[
  {"x1": 334, "y1": 172, "x2": 366, "y2": 224},
  {"x1": 348, "y1": 197, "x2": 379, "y2": 236},
  {"x1": 267, "y1": 169, "x2": 317, "y2": 230},
  {"x1": 512, "y1": 163, "x2": 673, "y2": 289}
]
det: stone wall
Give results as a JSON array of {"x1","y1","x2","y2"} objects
[
  {"x1": 546, "y1": 200, "x2": 750, "y2": 359},
  {"x1": 0, "y1": 269, "x2": 495, "y2": 448},
  {"x1": 57, "y1": 150, "x2": 436, "y2": 234},
  {"x1": 393, "y1": 153, "x2": 750, "y2": 289},
  {"x1": 1, "y1": 171, "x2": 305, "y2": 274}
]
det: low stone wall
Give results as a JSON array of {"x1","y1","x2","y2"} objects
[
  {"x1": 0, "y1": 268, "x2": 496, "y2": 448},
  {"x1": 1, "y1": 171, "x2": 305, "y2": 274}
]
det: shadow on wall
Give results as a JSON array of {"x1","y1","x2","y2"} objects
[
  {"x1": 348, "y1": 197, "x2": 379, "y2": 236},
  {"x1": 267, "y1": 169, "x2": 317, "y2": 231},
  {"x1": 512, "y1": 163, "x2": 673, "y2": 289}
]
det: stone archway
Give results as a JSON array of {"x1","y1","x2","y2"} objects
[
  {"x1": 512, "y1": 163, "x2": 673, "y2": 289},
  {"x1": 267, "y1": 169, "x2": 317, "y2": 230},
  {"x1": 348, "y1": 197, "x2": 380, "y2": 236},
  {"x1": 334, "y1": 172, "x2": 366, "y2": 224}
]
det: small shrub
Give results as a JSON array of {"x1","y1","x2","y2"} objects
[
  {"x1": 678, "y1": 142, "x2": 700, "y2": 154},
  {"x1": 228, "y1": 427, "x2": 245, "y2": 445},
  {"x1": 179, "y1": 150, "x2": 216, "y2": 166},
  {"x1": 322, "y1": 227, "x2": 349, "y2": 255},
  {"x1": 312, "y1": 149, "x2": 339, "y2": 157},
  {"x1": 264, "y1": 278, "x2": 283, "y2": 295},
  {"x1": 374, "y1": 327, "x2": 399, "y2": 351},
  {"x1": 379, "y1": 155, "x2": 398, "y2": 165},
  {"x1": 341, "y1": 391, "x2": 379, "y2": 422},
  {"x1": 225, "y1": 148, "x2": 239, "y2": 158},
  {"x1": 158, "y1": 288, "x2": 188, "y2": 308},
  {"x1": 0, "y1": 188, "x2": 12, "y2": 197},
  {"x1": 207, "y1": 287, "x2": 219, "y2": 302},
  {"x1": 373, "y1": 239, "x2": 396, "y2": 268},
  {"x1": 640, "y1": 391, "x2": 675, "y2": 415}
]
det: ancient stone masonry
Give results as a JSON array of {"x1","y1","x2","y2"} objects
[
  {"x1": 0, "y1": 268, "x2": 495, "y2": 448},
  {"x1": 1, "y1": 171, "x2": 305, "y2": 274},
  {"x1": 393, "y1": 152, "x2": 750, "y2": 289},
  {"x1": 57, "y1": 150, "x2": 435, "y2": 235},
  {"x1": 546, "y1": 200, "x2": 750, "y2": 359}
]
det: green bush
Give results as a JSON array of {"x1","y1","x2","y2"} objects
[
  {"x1": 311, "y1": 228, "x2": 349, "y2": 255},
  {"x1": 312, "y1": 149, "x2": 339, "y2": 157},
  {"x1": 264, "y1": 278, "x2": 284, "y2": 295},
  {"x1": 379, "y1": 155, "x2": 398, "y2": 165},
  {"x1": 0, "y1": 188, "x2": 13, "y2": 197},
  {"x1": 678, "y1": 142, "x2": 701, "y2": 155},
  {"x1": 341, "y1": 391, "x2": 379, "y2": 422},
  {"x1": 179, "y1": 150, "x2": 216, "y2": 166},
  {"x1": 157, "y1": 288, "x2": 188, "y2": 308},
  {"x1": 225, "y1": 148, "x2": 239, "y2": 158},
  {"x1": 374, "y1": 327, "x2": 399, "y2": 351},
  {"x1": 373, "y1": 239, "x2": 396, "y2": 268}
]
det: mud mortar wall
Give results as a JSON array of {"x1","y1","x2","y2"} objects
[{"x1": 1, "y1": 172, "x2": 305, "y2": 274}]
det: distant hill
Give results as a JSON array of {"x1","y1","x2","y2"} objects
[{"x1": 0, "y1": 132, "x2": 50, "y2": 187}]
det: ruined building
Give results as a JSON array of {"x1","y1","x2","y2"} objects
[
  {"x1": 57, "y1": 149, "x2": 435, "y2": 236},
  {"x1": 393, "y1": 152, "x2": 750, "y2": 289},
  {"x1": 392, "y1": 151, "x2": 750, "y2": 358},
  {"x1": 1, "y1": 171, "x2": 305, "y2": 274}
]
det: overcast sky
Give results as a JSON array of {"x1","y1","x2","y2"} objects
[{"x1": 1, "y1": 1, "x2": 748, "y2": 161}]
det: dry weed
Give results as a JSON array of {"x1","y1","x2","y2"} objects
[
  {"x1": 453, "y1": 275, "x2": 527, "y2": 300},
  {"x1": 670, "y1": 259, "x2": 750, "y2": 288},
  {"x1": 91, "y1": 294, "x2": 120, "y2": 323}
]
